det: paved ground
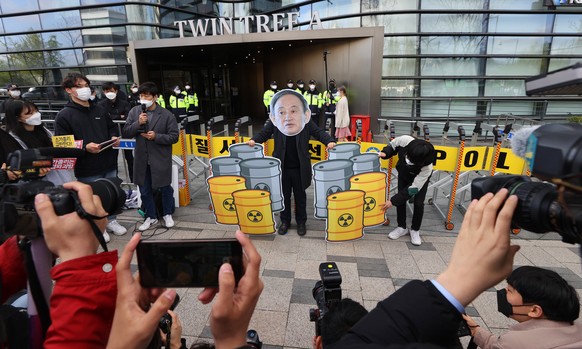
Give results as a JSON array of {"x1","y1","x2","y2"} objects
[{"x1": 108, "y1": 171, "x2": 582, "y2": 349}]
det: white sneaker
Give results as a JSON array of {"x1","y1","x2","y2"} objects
[
  {"x1": 410, "y1": 229, "x2": 422, "y2": 246},
  {"x1": 103, "y1": 231, "x2": 111, "y2": 243},
  {"x1": 163, "y1": 214, "x2": 175, "y2": 228},
  {"x1": 388, "y1": 227, "x2": 409, "y2": 240},
  {"x1": 107, "y1": 220, "x2": 127, "y2": 236},
  {"x1": 138, "y1": 218, "x2": 158, "y2": 231}
]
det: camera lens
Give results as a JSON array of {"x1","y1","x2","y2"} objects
[
  {"x1": 508, "y1": 180, "x2": 559, "y2": 234},
  {"x1": 90, "y1": 178, "x2": 126, "y2": 216}
]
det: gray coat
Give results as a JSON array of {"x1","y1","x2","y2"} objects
[{"x1": 123, "y1": 104, "x2": 179, "y2": 188}]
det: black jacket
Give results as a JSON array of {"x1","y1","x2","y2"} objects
[
  {"x1": 330, "y1": 280, "x2": 462, "y2": 349},
  {"x1": 99, "y1": 97, "x2": 131, "y2": 121},
  {"x1": 252, "y1": 119, "x2": 333, "y2": 190},
  {"x1": 55, "y1": 100, "x2": 118, "y2": 177}
]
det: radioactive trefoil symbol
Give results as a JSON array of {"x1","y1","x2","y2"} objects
[
  {"x1": 364, "y1": 197, "x2": 376, "y2": 211},
  {"x1": 247, "y1": 210, "x2": 263, "y2": 222},
  {"x1": 222, "y1": 198, "x2": 236, "y2": 211},
  {"x1": 338, "y1": 213, "x2": 354, "y2": 227},
  {"x1": 254, "y1": 183, "x2": 270, "y2": 191},
  {"x1": 327, "y1": 185, "x2": 343, "y2": 196}
]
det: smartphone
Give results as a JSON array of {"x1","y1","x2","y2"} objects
[{"x1": 137, "y1": 238, "x2": 243, "y2": 288}]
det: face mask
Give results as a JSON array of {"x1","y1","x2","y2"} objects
[
  {"x1": 271, "y1": 85, "x2": 277, "y2": 90},
  {"x1": 23, "y1": 112, "x2": 42, "y2": 126},
  {"x1": 287, "y1": 84, "x2": 293, "y2": 88},
  {"x1": 89, "y1": 95, "x2": 96, "y2": 101},
  {"x1": 75, "y1": 87, "x2": 92, "y2": 101},
  {"x1": 298, "y1": 84, "x2": 304, "y2": 89},
  {"x1": 405, "y1": 156, "x2": 414, "y2": 166},
  {"x1": 105, "y1": 92, "x2": 117, "y2": 100},
  {"x1": 309, "y1": 85, "x2": 315, "y2": 90},
  {"x1": 140, "y1": 99, "x2": 154, "y2": 108},
  {"x1": 174, "y1": 89, "x2": 181, "y2": 95},
  {"x1": 496, "y1": 289, "x2": 532, "y2": 318},
  {"x1": 131, "y1": 87, "x2": 138, "y2": 93},
  {"x1": 9, "y1": 90, "x2": 21, "y2": 98},
  {"x1": 185, "y1": 85, "x2": 191, "y2": 90}
]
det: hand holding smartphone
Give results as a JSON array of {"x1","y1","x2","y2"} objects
[{"x1": 137, "y1": 238, "x2": 244, "y2": 288}]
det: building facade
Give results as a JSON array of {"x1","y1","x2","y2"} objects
[{"x1": 1, "y1": 0, "x2": 581, "y2": 126}]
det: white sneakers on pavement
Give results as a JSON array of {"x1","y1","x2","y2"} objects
[
  {"x1": 163, "y1": 215, "x2": 175, "y2": 228},
  {"x1": 139, "y1": 217, "x2": 158, "y2": 231},
  {"x1": 410, "y1": 229, "x2": 422, "y2": 246},
  {"x1": 107, "y1": 219, "x2": 127, "y2": 236},
  {"x1": 388, "y1": 226, "x2": 409, "y2": 240}
]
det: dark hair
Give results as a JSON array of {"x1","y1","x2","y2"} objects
[
  {"x1": 102, "y1": 82, "x2": 118, "y2": 91},
  {"x1": 138, "y1": 82, "x2": 159, "y2": 97},
  {"x1": 189, "y1": 343, "x2": 215, "y2": 349},
  {"x1": 406, "y1": 139, "x2": 436, "y2": 166},
  {"x1": 338, "y1": 86, "x2": 347, "y2": 95},
  {"x1": 4, "y1": 99, "x2": 52, "y2": 148},
  {"x1": 62, "y1": 72, "x2": 90, "y2": 89},
  {"x1": 320, "y1": 298, "x2": 368, "y2": 347},
  {"x1": 508, "y1": 266, "x2": 579, "y2": 324}
]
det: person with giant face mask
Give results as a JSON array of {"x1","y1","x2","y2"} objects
[
  {"x1": 463, "y1": 266, "x2": 582, "y2": 349},
  {"x1": 55, "y1": 72, "x2": 123, "y2": 242},
  {"x1": 248, "y1": 89, "x2": 336, "y2": 236}
]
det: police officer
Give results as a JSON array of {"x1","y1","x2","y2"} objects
[
  {"x1": 303, "y1": 79, "x2": 323, "y2": 127},
  {"x1": 323, "y1": 79, "x2": 341, "y2": 136},
  {"x1": 295, "y1": 79, "x2": 305, "y2": 95},
  {"x1": 184, "y1": 82, "x2": 199, "y2": 114},
  {"x1": 263, "y1": 81, "x2": 278, "y2": 115},
  {"x1": 286, "y1": 79, "x2": 295, "y2": 90},
  {"x1": 127, "y1": 82, "x2": 140, "y2": 107},
  {"x1": 168, "y1": 85, "x2": 189, "y2": 122}
]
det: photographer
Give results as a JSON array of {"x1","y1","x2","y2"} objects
[
  {"x1": 330, "y1": 189, "x2": 521, "y2": 349},
  {"x1": 313, "y1": 298, "x2": 368, "y2": 349}
]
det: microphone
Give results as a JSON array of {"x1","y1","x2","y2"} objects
[
  {"x1": 139, "y1": 103, "x2": 148, "y2": 132},
  {"x1": 510, "y1": 125, "x2": 541, "y2": 158}
]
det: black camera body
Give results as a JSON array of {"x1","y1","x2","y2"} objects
[
  {"x1": 309, "y1": 262, "x2": 342, "y2": 336},
  {"x1": 471, "y1": 123, "x2": 582, "y2": 244},
  {"x1": 246, "y1": 329, "x2": 262, "y2": 349}
]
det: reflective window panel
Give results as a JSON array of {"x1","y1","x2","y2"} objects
[
  {"x1": 486, "y1": 58, "x2": 542, "y2": 76},
  {"x1": 41, "y1": 30, "x2": 83, "y2": 50},
  {"x1": 3, "y1": 14, "x2": 41, "y2": 33},
  {"x1": 40, "y1": 0, "x2": 81, "y2": 10},
  {"x1": 420, "y1": 36, "x2": 484, "y2": 55},
  {"x1": 484, "y1": 80, "x2": 526, "y2": 96},
  {"x1": 421, "y1": 13, "x2": 484, "y2": 32},
  {"x1": 40, "y1": 10, "x2": 81, "y2": 30},
  {"x1": 487, "y1": 36, "x2": 546, "y2": 54},
  {"x1": 488, "y1": 100, "x2": 534, "y2": 116},
  {"x1": 421, "y1": 58, "x2": 481, "y2": 76},
  {"x1": 381, "y1": 99, "x2": 414, "y2": 118},
  {"x1": 422, "y1": 0, "x2": 485, "y2": 10},
  {"x1": 381, "y1": 79, "x2": 415, "y2": 97},
  {"x1": 363, "y1": 14, "x2": 418, "y2": 33},
  {"x1": 421, "y1": 79, "x2": 479, "y2": 97},
  {"x1": 384, "y1": 37, "x2": 418, "y2": 55},
  {"x1": 382, "y1": 58, "x2": 417, "y2": 76},
  {"x1": 420, "y1": 100, "x2": 478, "y2": 118},
  {"x1": 1, "y1": 0, "x2": 39, "y2": 14}
]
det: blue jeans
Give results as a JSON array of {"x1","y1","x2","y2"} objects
[
  {"x1": 77, "y1": 168, "x2": 118, "y2": 220},
  {"x1": 139, "y1": 165, "x2": 175, "y2": 220}
]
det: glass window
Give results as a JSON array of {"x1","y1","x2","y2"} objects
[
  {"x1": 313, "y1": 0, "x2": 360, "y2": 28},
  {"x1": 7, "y1": 52, "x2": 47, "y2": 69},
  {"x1": 4, "y1": 34, "x2": 45, "y2": 52},
  {"x1": 324, "y1": 17, "x2": 360, "y2": 29},
  {"x1": 421, "y1": 36, "x2": 484, "y2": 55},
  {"x1": 40, "y1": 0, "x2": 80, "y2": 9},
  {"x1": 484, "y1": 80, "x2": 526, "y2": 96},
  {"x1": 82, "y1": 0, "x2": 120, "y2": 4},
  {"x1": 41, "y1": 10, "x2": 81, "y2": 30},
  {"x1": 8, "y1": 70, "x2": 47, "y2": 87},
  {"x1": 421, "y1": 58, "x2": 480, "y2": 76},
  {"x1": 548, "y1": 58, "x2": 582, "y2": 71},
  {"x1": 81, "y1": 6, "x2": 126, "y2": 26},
  {"x1": 546, "y1": 101, "x2": 582, "y2": 115},
  {"x1": 1, "y1": 0, "x2": 39, "y2": 14},
  {"x1": 487, "y1": 37, "x2": 545, "y2": 55},
  {"x1": 0, "y1": 19, "x2": 4, "y2": 34},
  {"x1": 381, "y1": 100, "x2": 413, "y2": 118},
  {"x1": 420, "y1": 100, "x2": 478, "y2": 118},
  {"x1": 362, "y1": 0, "x2": 417, "y2": 12},
  {"x1": 82, "y1": 27, "x2": 127, "y2": 45},
  {"x1": 45, "y1": 49, "x2": 84, "y2": 67},
  {"x1": 382, "y1": 58, "x2": 416, "y2": 76},
  {"x1": 41, "y1": 30, "x2": 83, "y2": 50},
  {"x1": 550, "y1": 37, "x2": 582, "y2": 55},
  {"x1": 421, "y1": 14, "x2": 484, "y2": 32},
  {"x1": 489, "y1": 100, "x2": 534, "y2": 116},
  {"x1": 553, "y1": 14, "x2": 582, "y2": 33},
  {"x1": 83, "y1": 65, "x2": 129, "y2": 83},
  {"x1": 384, "y1": 37, "x2": 418, "y2": 55},
  {"x1": 422, "y1": 0, "x2": 484, "y2": 9},
  {"x1": 488, "y1": 14, "x2": 549, "y2": 34},
  {"x1": 486, "y1": 58, "x2": 542, "y2": 76},
  {"x1": 126, "y1": 4, "x2": 160, "y2": 26},
  {"x1": 363, "y1": 14, "x2": 418, "y2": 33},
  {"x1": 127, "y1": 25, "x2": 160, "y2": 41},
  {"x1": 83, "y1": 47, "x2": 127, "y2": 65},
  {"x1": 489, "y1": 0, "x2": 545, "y2": 10},
  {"x1": 381, "y1": 79, "x2": 415, "y2": 97},
  {"x1": 421, "y1": 79, "x2": 479, "y2": 97},
  {"x1": 0, "y1": 55, "x2": 10, "y2": 86},
  {"x1": 3, "y1": 14, "x2": 41, "y2": 33}
]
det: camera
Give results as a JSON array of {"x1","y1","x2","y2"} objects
[
  {"x1": 0, "y1": 149, "x2": 126, "y2": 238},
  {"x1": 471, "y1": 123, "x2": 582, "y2": 245},
  {"x1": 309, "y1": 262, "x2": 342, "y2": 336},
  {"x1": 159, "y1": 294, "x2": 181, "y2": 334},
  {"x1": 246, "y1": 329, "x2": 262, "y2": 349}
]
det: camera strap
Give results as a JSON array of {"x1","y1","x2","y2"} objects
[{"x1": 71, "y1": 192, "x2": 109, "y2": 252}]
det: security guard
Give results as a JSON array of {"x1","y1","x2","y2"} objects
[
  {"x1": 263, "y1": 80, "x2": 278, "y2": 115},
  {"x1": 286, "y1": 79, "x2": 295, "y2": 90},
  {"x1": 303, "y1": 79, "x2": 323, "y2": 126},
  {"x1": 156, "y1": 93, "x2": 166, "y2": 108},
  {"x1": 295, "y1": 79, "x2": 305, "y2": 94},
  {"x1": 322, "y1": 79, "x2": 341, "y2": 134},
  {"x1": 185, "y1": 82, "x2": 199, "y2": 114},
  {"x1": 169, "y1": 85, "x2": 189, "y2": 122}
]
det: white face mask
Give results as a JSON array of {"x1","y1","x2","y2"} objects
[
  {"x1": 9, "y1": 90, "x2": 21, "y2": 98},
  {"x1": 75, "y1": 87, "x2": 92, "y2": 101},
  {"x1": 287, "y1": 83, "x2": 293, "y2": 88},
  {"x1": 131, "y1": 87, "x2": 138, "y2": 93},
  {"x1": 298, "y1": 84, "x2": 304, "y2": 89},
  {"x1": 24, "y1": 112, "x2": 42, "y2": 126},
  {"x1": 140, "y1": 99, "x2": 154, "y2": 108},
  {"x1": 271, "y1": 85, "x2": 277, "y2": 90},
  {"x1": 174, "y1": 89, "x2": 181, "y2": 95},
  {"x1": 105, "y1": 92, "x2": 117, "y2": 100},
  {"x1": 309, "y1": 84, "x2": 315, "y2": 90},
  {"x1": 185, "y1": 85, "x2": 191, "y2": 90},
  {"x1": 89, "y1": 95, "x2": 96, "y2": 101}
]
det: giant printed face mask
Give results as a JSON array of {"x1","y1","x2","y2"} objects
[{"x1": 269, "y1": 90, "x2": 311, "y2": 137}]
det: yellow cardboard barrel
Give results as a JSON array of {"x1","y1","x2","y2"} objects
[
  {"x1": 326, "y1": 190, "x2": 365, "y2": 242},
  {"x1": 349, "y1": 172, "x2": 387, "y2": 227},
  {"x1": 232, "y1": 189, "x2": 275, "y2": 234},
  {"x1": 207, "y1": 176, "x2": 246, "y2": 224}
]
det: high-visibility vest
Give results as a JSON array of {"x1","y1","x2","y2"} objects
[
  {"x1": 156, "y1": 95, "x2": 166, "y2": 108},
  {"x1": 187, "y1": 92, "x2": 198, "y2": 107},
  {"x1": 263, "y1": 89, "x2": 276, "y2": 109},
  {"x1": 169, "y1": 91, "x2": 189, "y2": 109},
  {"x1": 304, "y1": 90, "x2": 323, "y2": 109},
  {"x1": 323, "y1": 89, "x2": 341, "y2": 105}
]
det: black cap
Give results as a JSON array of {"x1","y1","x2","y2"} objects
[
  {"x1": 270, "y1": 80, "x2": 277, "y2": 85},
  {"x1": 6, "y1": 83, "x2": 18, "y2": 90},
  {"x1": 287, "y1": 79, "x2": 293, "y2": 84},
  {"x1": 297, "y1": 79, "x2": 304, "y2": 84},
  {"x1": 309, "y1": 79, "x2": 316, "y2": 84},
  {"x1": 329, "y1": 78, "x2": 336, "y2": 84}
]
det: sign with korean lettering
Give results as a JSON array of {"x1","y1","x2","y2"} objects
[
  {"x1": 52, "y1": 135, "x2": 76, "y2": 148},
  {"x1": 52, "y1": 158, "x2": 76, "y2": 170}
]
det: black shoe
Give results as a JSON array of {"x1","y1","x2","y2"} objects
[
  {"x1": 297, "y1": 223, "x2": 306, "y2": 236},
  {"x1": 278, "y1": 222, "x2": 289, "y2": 235}
]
